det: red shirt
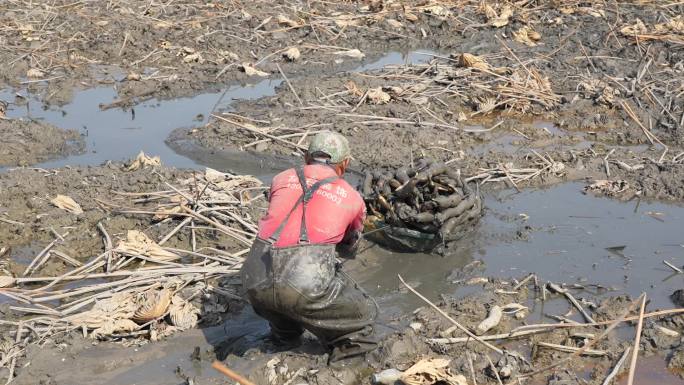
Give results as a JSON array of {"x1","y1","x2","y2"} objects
[{"x1": 258, "y1": 164, "x2": 366, "y2": 248}]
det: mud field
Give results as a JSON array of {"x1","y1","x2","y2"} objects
[
  {"x1": 0, "y1": 118, "x2": 83, "y2": 167},
  {"x1": 1, "y1": 1, "x2": 684, "y2": 385}
]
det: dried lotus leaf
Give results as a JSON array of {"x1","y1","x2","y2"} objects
[
  {"x1": 333, "y1": 49, "x2": 365, "y2": 59},
  {"x1": 91, "y1": 319, "x2": 139, "y2": 338},
  {"x1": 92, "y1": 292, "x2": 136, "y2": 314},
  {"x1": 65, "y1": 308, "x2": 113, "y2": 329},
  {"x1": 584, "y1": 180, "x2": 629, "y2": 196},
  {"x1": 0, "y1": 339, "x2": 14, "y2": 354},
  {"x1": 204, "y1": 167, "x2": 229, "y2": 183},
  {"x1": 283, "y1": 47, "x2": 301, "y2": 61},
  {"x1": 489, "y1": 6, "x2": 513, "y2": 28},
  {"x1": 116, "y1": 230, "x2": 180, "y2": 261},
  {"x1": 169, "y1": 296, "x2": 200, "y2": 330},
  {"x1": 125, "y1": 151, "x2": 161, "y2": 171},
  {"x1": 344, "y1": 80, "x2": 364, "y2": 97},
  {"x1": 620, "y1": 19, "x2": 647, "y2": 36},
  {"x1": 133, "y1": 288, "x2": 172, "y2": 323},
  {"x1": 51, "y1": 194, "x2": 83, "y2": 215},
  {"x1": 456, "y1": 111, "x2": 468, "y2": 122},
  {"x1": 423, "y1": 5, "x2": 450, "y2": 17},
  {"x1": 663, "y1": 16, "x2": 684, "y2": 33},
  {"x1": 114, "y1": 319, "x2": 139, "y2": 332},
  {"x1": 401, "y1": 358, "x2": 468, "y2": 385},
  {"x1": 513, "y1": 26, "x2": 540, "y2": 47},
  {"x1": 367, "y1": 87, "x2": 391, "y2": 104},
  {"x1": 241, "y1": 63, "x2": 269, "y2": 77},
  {"x1": 276, "y1": 14, "x2": 301, "y2": 28},
  {"x1": 214, "y1": 175, "x2": 262, "y2": 191},
  {"x1": 183, "y1": 52, "x2": 203, "y2": 63},
  {"x1": 456, "y1": 53, "x2": 489, "y2": 71},
  {"x1": 386, "y1": 19, "x2": 403, "y2": 29},
  {"x1": 26, "y1": 68, "x2": 45, "y2": 78},
  {"x1": 0, "y1": 276, "x2": 16, "y2": 288},
  {"x1": 475, "y1": 97, "x2": 497, "y2": 114}
]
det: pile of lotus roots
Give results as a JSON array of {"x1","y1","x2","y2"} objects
[{"x1": 361, "y1": 159, "x2": 483, "y2": 252}]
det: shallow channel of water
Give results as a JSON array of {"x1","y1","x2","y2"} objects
[
  {"x1": 354, "y1": 182, "x2": 684, "y2": 312},
  {"x1": 145, "y1": 182, "x2": 684, "y2": 385},
  {"x1": 2, "y1": 49, "x2": 684, "y2": 383},
  {"x1": 0, "y1": 50, "x2": 437, "y2": 172}
]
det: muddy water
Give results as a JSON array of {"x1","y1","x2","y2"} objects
[
  {"x1": 0, "y1": 50, "x2": 436, "y2": 173},
  {"x1": 0, "y1": 81, "x2": 280, "y2": 169},
  {"x1": 353, "y1": 182, "x2": 684, "y2": 311},
  {"x1": 3, "y1": 50, "x2": 684, "y2": 383},
  {"x1": 52, "y1": 182, "x2": 684, "y2": 385}
]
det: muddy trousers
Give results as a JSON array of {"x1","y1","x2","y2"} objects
[{"x1": 241, "y1": 238, "x2": 378, "y2": 361}]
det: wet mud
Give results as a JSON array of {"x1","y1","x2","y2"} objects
[
  {"x1": 0, "y1": 118, "x2": 82, "y2": 167},
  {"x1": 2, "y1": 171, "x2": 684, "y2": 384},
  {"x1": 0, "y1": 1, "x2": 437, "y2": 105},
  {"x1": 1, "y1": 1, "x2": 684, "y2": 384}
]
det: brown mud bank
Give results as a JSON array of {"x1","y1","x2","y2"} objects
[
  {"x1": 8, "y1": 275, "x2": 684, "y2": 385},
  {"x1": 0, "y1": 161, "x2": 268, "y2": 384},
  {"x1": 0, "y1": 0, "x2": 438, "y2": 105},
  {"x1": 2, "y1": 1, "x2": 681, "y2": 114},
  {"x1": 2, "y1": 168, "x2": 684, "y2": 384},
  {"x1": 0, "y1": 118, "x2": 83, "y2": 167},
  {"x1": 185, "y1": 86, "x2": 684, "y2": 201},
  {"x1": 214, "y1": 278, "x2": 684, "y2": 385},
  {"x1": 177, "y1": 0, "x2": 684, "y2": 200},
  {"x1": 0, "y1": 162, "x2": 255, "y2": 263}
]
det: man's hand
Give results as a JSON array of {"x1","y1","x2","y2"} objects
[{"x1": 336, "y1": 230, "x2": 361, "y2": 259}]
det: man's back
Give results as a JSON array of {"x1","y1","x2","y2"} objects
[
  {"x1": 243, "y1": 131, "x2": 377, "y2": 362},
  {"x1": 257, "y1": 164, "x2": 365, "y2": 248}
]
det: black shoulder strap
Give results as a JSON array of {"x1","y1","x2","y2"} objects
[{"x1": 268, "y1": 167, "x2": 338, "y2": 244}]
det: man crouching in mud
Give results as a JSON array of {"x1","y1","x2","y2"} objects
[{"x1": 241, "y1": 131, "x2": 378, "y2": 362}]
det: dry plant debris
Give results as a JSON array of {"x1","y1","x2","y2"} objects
[
  {"x1": 401, "y1": 358, "x2": 468, "y2": 385},
  {"x1": 125, "y1": 151, "x2": 161, "y2": 171},
  {"x1": 0, "y1": 165, "x2": 267, "y2": 382},
  {"x1": 50, "y1": 195, "x2": 83, "y2": 215},
  {"x1": 116, "y1": 230, "x2": 181, "y2": 262}
]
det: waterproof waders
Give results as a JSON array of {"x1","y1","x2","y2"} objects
[{"x1": 241, "y1": 167, "x2": 378, "y2": 362}]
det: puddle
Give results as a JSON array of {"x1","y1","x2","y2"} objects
[
  {"x1": 615, "y1": 355, "x2": 683, "y2": 385},
  {"x1": 0, "y1": 80, "x2": 281, "y2": 170},
  {"x1": 7, "y1": 182, "x2": 684, "y2": 384},
  {"x1": 0, "y1": 50, "x2": 439, "y2": 173},
  {"x1": 533, "y1": 120, "x2": 565, "y2": 136},
  {"x1": 3, "y1": 50, "x2": 684, "y2": 383},
  {"x1": 354, "y1": 182, "x2": 684, "y2": 312},
  {"x1": 353, "y1": 50, "x2": 437, "y2": 72},
  {"x1": 471, "y1": 132, "x2": 526, "y2": 155},
  {"x1": 469, "y1": 121, "x2": 591, "y2": 156}
]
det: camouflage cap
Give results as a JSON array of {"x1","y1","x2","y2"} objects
[{"x1": 307, "y1": 131, "x2": 351, "y2": 164}]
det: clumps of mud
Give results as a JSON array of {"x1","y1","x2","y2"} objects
[{"x1": 0, "y1": 119, "x2": 83, "y2": 166}]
